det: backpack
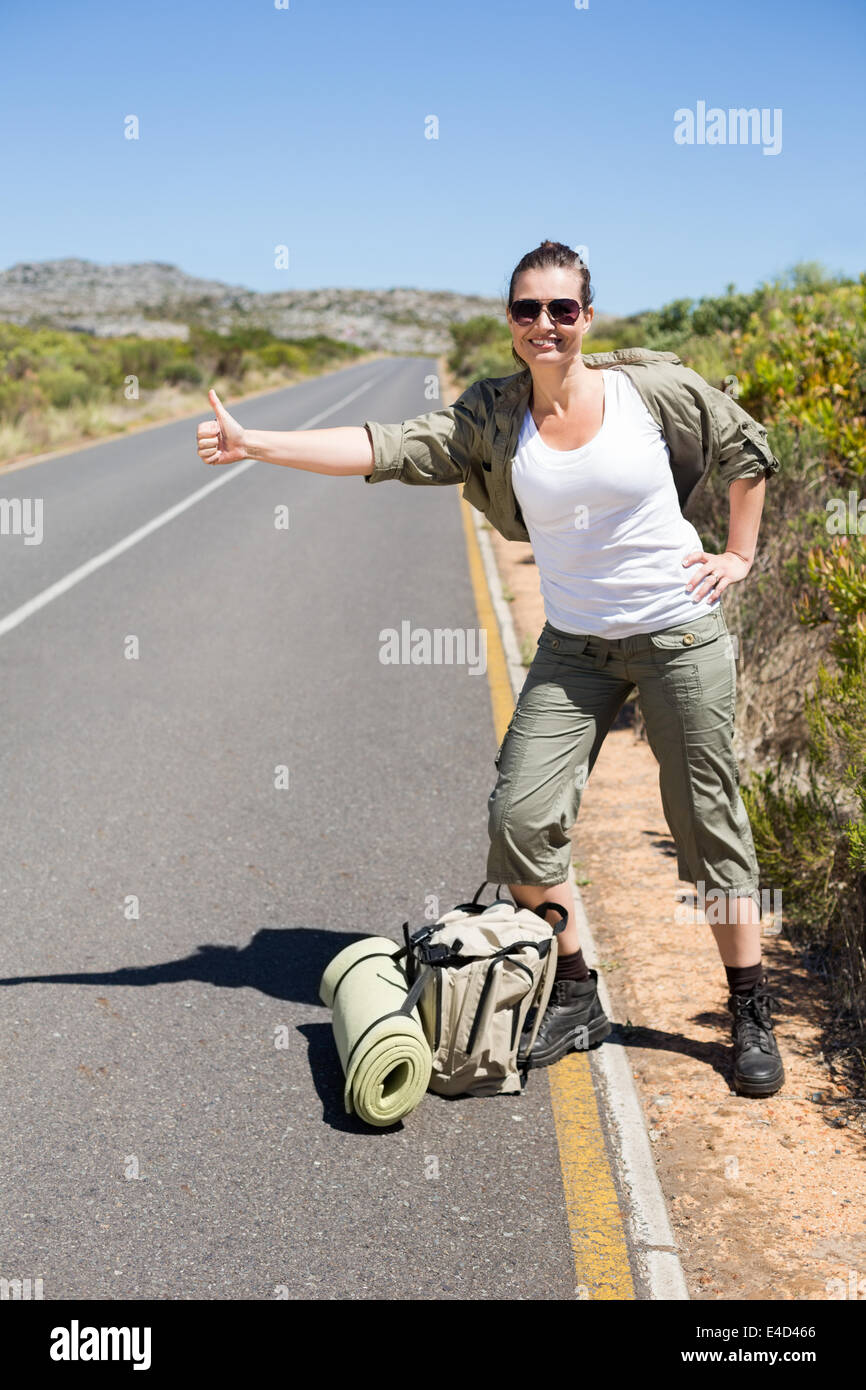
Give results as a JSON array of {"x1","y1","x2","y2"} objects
[{"x1": 391, "y1": 881, "x2": 567, "y2": 1097}]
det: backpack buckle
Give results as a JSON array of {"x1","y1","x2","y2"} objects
[
  {"x1": 408, "y1": 922, "x2": 437, "y2": 946},
  {"x1": 421, "y1": 942, "x2": 453, "y2": 964}
]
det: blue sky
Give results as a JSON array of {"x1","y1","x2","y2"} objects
[{"x1": 1, "y1": 0, "x2": 863, "y2": 316}]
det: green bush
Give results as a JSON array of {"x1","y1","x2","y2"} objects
[
  {"x1": 258, "y1": 342, "x2": 307, "y2": 370},
  {"x1": 0, "y1": 317, "x2": 366, "y2": 430},
  {"x1": 447, "y1": 314, "x2": 513, "y2": 381},
  {"x1": 164, "y1": 358, "x2": 204, "y2": 386},
  {"x1": 39, "y1": 365, "x2": 93, "y2": 409}
]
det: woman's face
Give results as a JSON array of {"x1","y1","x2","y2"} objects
[{"x1": 506, "y1": 266, "x2": 594, "y2": 365}]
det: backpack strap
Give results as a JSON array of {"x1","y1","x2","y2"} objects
[
  {"x1": 532, "y1": 902, "x2": 568, "y2": 936},
  {"x1": 329, "y1": 950, "x2": 408, "y2": 1006},
  {"x1": 342, "y1": 963, "x2": 434, "y2": 1074},
  {"x1": 465, "y1": 959, "x2": 502, "y2": 1054},
  {"x1": 399, "y1": 962, "x2": 434, "y2": 1017},
  {"x1": 453, "y1": 880, "x2": 512, "y2": 914},
  {"x1": 392, "y1": 920, "x2": 438, "y2": 983}
]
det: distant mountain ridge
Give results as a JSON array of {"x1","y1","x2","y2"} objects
[{"x1": 0, "y1": 258, "x2": 508, "y2": 353}]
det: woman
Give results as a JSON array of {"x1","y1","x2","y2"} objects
[{"x1": 196, "y1": 239, "x2": 785, "y2": 1099}]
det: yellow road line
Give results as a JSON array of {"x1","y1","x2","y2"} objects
[
  {"x1": 459, "y1": 494, "x2": 636, "y2": 1300},
  {"x1": 548, "y1": 1055, "x2": 636, "y2": 1299},
  {"x1": 458, "y1": 500, "x2": 515, "y2": 737}
]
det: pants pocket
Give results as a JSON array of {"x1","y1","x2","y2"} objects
[
  {"x1": 650, "y1": 608, "x2": 727, "y2": 707},
  {"x1": 658, "y1": 664, "x2": 703, "y2": 708},
  {"x1": 648, "y1": 607, "x2": 726, "y2": 651}
]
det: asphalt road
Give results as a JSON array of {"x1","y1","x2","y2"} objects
[{"x1": 0, "y1": 356, "x2": 590, "y2": 1300}]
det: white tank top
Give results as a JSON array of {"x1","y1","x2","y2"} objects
[{"x1": 511, "y1": 368, "x2": 718, "y2": 638}]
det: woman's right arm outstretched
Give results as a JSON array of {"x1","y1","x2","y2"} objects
[{"x1": 196, "y1": 388, "x2": 374, "y2": 476}]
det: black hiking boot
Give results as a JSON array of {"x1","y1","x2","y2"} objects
[
  {"x1": 727, "y1": 973, "x2": 785, "y2": 1097},
  {"x1": 517, "y1": 969, "x2": 611, "y2": 1070}
]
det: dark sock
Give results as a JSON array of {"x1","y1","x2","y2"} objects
[
  {"x1": 555, "y1": 948, "x2": 590, "y2": 982},
  {"x1": 725, "y1": 961, "x2": 764, "y2": 995}
]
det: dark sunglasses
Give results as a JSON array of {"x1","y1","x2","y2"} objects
[{"x1": 510, "y1": 297, "x2": 583, "y2": 326}]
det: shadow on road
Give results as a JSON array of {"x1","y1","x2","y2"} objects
[
  {"x1": 0, "y1": 927, "x2": 426, "y2": 1132},
  {"x1": 0, "y1": 925, "x2": 376, "y2": 1004}
]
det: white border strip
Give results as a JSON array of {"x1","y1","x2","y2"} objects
[{"x1": 472, "y1": 508, "x2": 690, "y2": 1302}]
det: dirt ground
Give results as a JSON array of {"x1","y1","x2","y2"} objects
[{"x1": 487, "y1": 524, "x2": 866, "y2": 1302}]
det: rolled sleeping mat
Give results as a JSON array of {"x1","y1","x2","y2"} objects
[{"x1": 319, "y1": 936, "x2": 432, "y2": 1128}]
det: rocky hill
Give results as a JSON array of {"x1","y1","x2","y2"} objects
[{"x1": 0, "y1": 258, "x2": 508, "y2": 354}]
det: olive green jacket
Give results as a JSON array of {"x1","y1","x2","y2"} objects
[{"x1": 362, "y1": 348, "x2": 780, "y2": 543}]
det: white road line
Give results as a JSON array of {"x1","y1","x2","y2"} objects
[
  {"x1": 0, "y1": 374, "x2": 382, "y2": 642},
  {"x1": 471, "y1": 505, "x2": 691, "y2": 1302},
  {"x1": 299, "y1": 375, "x2": 383, "y2": 425}
]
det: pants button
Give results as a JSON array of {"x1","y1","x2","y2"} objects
[{"x1": 682, "y1": 633, "x2": 695, "y2": 645}]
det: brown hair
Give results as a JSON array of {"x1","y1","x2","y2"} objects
[{"x1": 505, "y1": 240, "x2": 594, "y2": 369}]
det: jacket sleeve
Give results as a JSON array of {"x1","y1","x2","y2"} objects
[
  {"x1": 679, "y1": 365, "x2": 781, "y2": 484},
  {"x1": 362, "y1": 379, "x2": 487, "y2": 486}
]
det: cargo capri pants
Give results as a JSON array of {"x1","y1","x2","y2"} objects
[{"x1": 486, "y1": 603, "x2": 762, "y2": 909}]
